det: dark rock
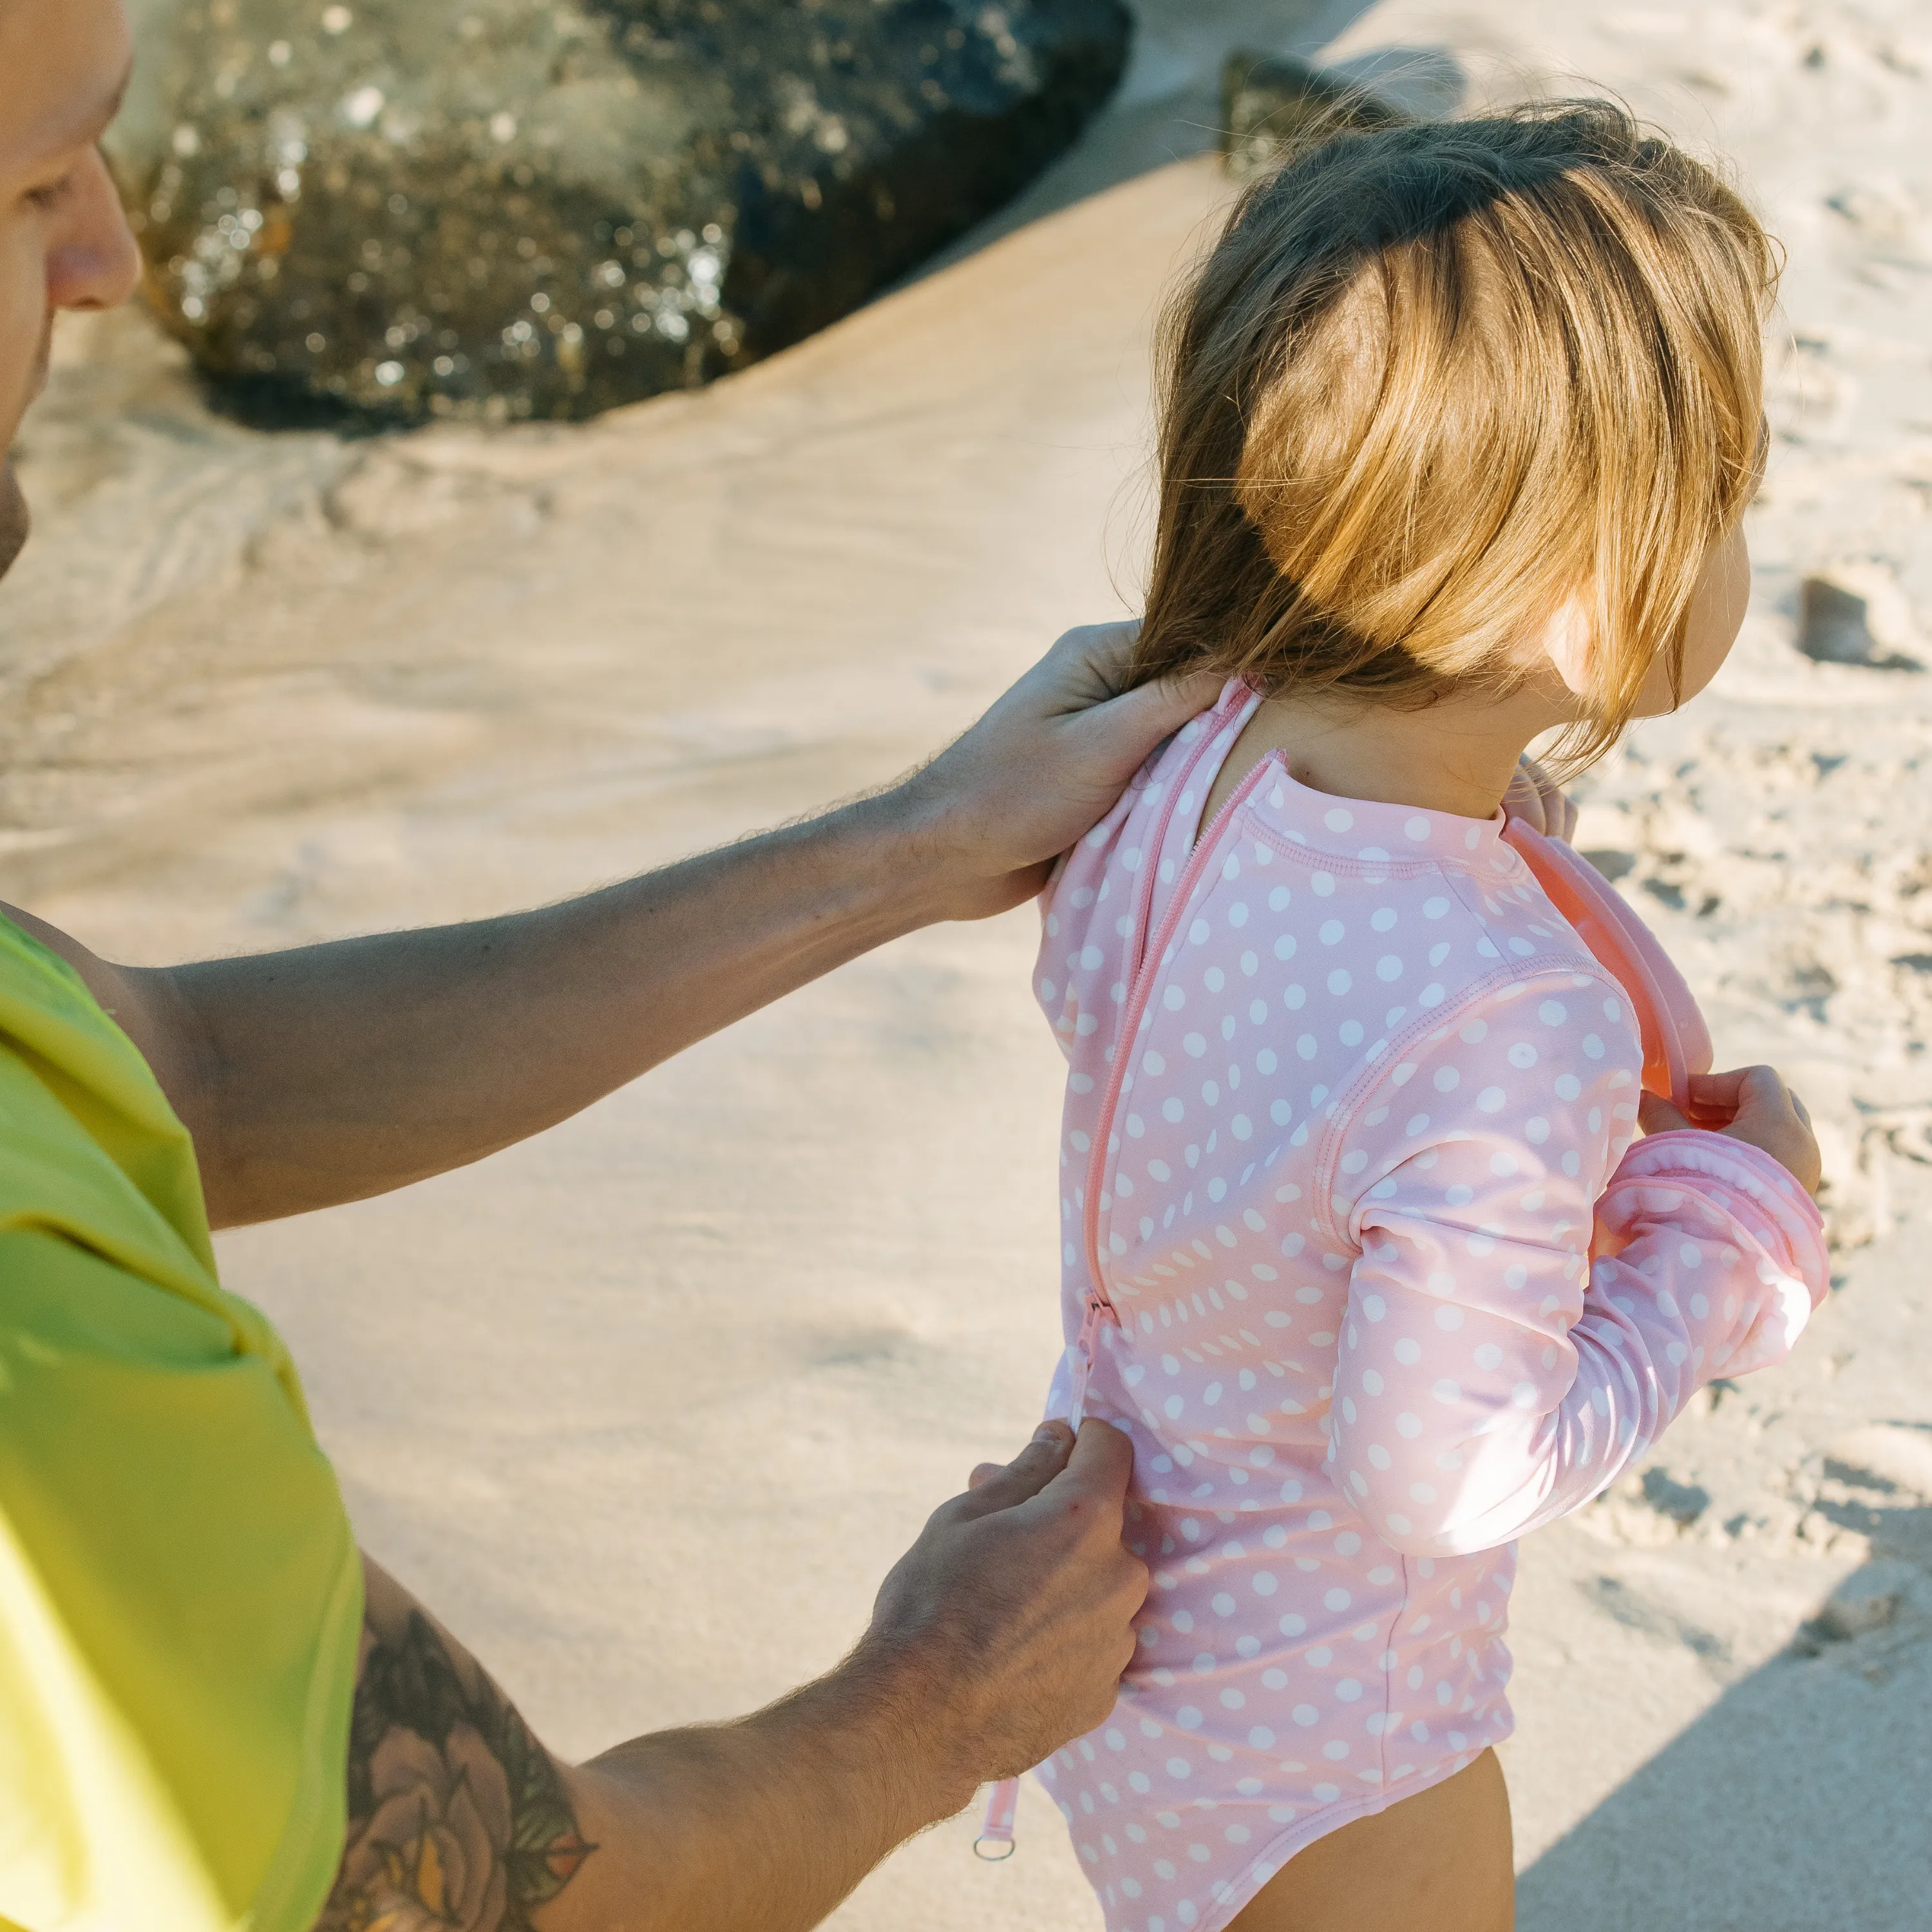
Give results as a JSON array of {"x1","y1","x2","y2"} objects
[
  {"x1": 1794, "y1": 574, "x2": 1921, "y2": 670},
  {"x1": 110, "y1": 0, "x2": 1131, "y2": 425},
  {"x1": 1220, "y1": 51, "x2": 1403, "y2": 180}
]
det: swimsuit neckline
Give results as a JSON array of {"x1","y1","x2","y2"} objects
[{"x1": 1179, "y1": 679, "x2": 1516, "y2": 877}]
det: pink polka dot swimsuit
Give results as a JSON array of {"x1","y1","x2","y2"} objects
[{"x1": 1023, "y1": 682, "x2": 1828, "y2": 1932}]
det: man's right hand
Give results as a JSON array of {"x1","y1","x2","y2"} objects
[{"x1": 859, "y1": 1419, "x2": 1148, "y2": 1796}]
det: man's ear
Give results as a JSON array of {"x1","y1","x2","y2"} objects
[{"x1": 1540, "y1": 595, "x2": 1593, "y2": 699}]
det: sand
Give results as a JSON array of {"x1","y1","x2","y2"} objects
[{"x1": 4, "y1": 1, "x2": 1931, "y2": 1925}]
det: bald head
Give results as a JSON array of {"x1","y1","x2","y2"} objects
[{"x1": 0, "y1": 0, "x2": 140, "y2": 582}]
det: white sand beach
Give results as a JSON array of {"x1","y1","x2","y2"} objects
[{"x1": 5, "y1": 1, "x2": 1931, "y2": 1924}]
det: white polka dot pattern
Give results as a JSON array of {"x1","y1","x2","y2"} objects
[{"x1": 1030, "y1": 682, "x2": 1830, "y2": 1932}]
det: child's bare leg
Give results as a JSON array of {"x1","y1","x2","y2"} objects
[{"x1": 1226, "y1": 1749, "x2": 1513, "y2": 1932}]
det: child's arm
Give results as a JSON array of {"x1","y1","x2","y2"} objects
[{"x1": 1315, "y1": 973, "x2": 1828, "y2": 1558}]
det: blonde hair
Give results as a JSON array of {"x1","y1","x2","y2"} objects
[{"x1": 1132, "y1": 100, "x2": 1777, "y2": 770}]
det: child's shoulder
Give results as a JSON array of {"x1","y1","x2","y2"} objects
[
  {"x1": 1293, "y1": 832, "x2": 1649, "y2": 1138},
  {"x1": 1370, "y1": 854, "x2": 1641, "y2": 1065},
  {"x1": 1340, "y1": 944, "x2": 1646, "y2": 1168},
  {"x1": 1036, "y1": 695, "x2": 1246, "y2": 1052},
  {"x1": 1227, "y1": 763, "x2": 1622, "y2": 1019}
]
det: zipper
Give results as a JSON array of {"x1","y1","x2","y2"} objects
[
  {"x1": 1078, "y1": 744, "x2": 1282, "y2": 1352},
  {"x1": 974, "y1": 703, "x2": 1271, "y2": 1864}
]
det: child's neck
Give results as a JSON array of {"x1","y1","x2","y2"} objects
[{"x1": 1198, "y1": 678, "x2": 1573, "y2": 835}]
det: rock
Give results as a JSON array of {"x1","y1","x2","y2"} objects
[
  {"x1": 1795, "y1": 574, "x2": 1922, "y2": 670},
  {"x1": 1220, "y1": 51, "x2": 1403, "y2": 180},
  {"x1": 109, "y1": 0, "x2": 1131, "y2": 424}
]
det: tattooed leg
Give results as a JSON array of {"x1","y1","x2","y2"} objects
[{"x1": 317, "y1": 1559, "x2": 594, "y2": 1932}]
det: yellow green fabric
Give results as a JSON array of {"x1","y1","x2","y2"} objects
[{"x1": 0, "y1": 913, "x2": 361, "y2": 1932}]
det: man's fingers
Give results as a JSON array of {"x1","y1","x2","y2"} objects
[
  {"x1": 1045, "y1": 1418, "x2": 1136, "y2": 1506},
  {"x1": 949, "y1": 1421, "x2": 1077, "y2": 1519},
  {"x1": 1048, "y1": 620, "x2": 1142, "y2": 700},
  {"x1": 1639, "y1": 1091, "x2": 1690, "y2": 1135},
  {"x1": 1086, "y1": 668, "x2": 1224, "y2": 752}
]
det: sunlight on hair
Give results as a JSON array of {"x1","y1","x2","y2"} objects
[{"x1": 1133, "y1": 100, "x2": 1780, "y2": 777}]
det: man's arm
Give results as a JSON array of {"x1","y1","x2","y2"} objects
[
  {"x1": 7, "y1": 626, "x2": 1217, "y2": 1228},
  {"x1": 321, "y1": 1421, "x2": 1146, "y2": 1932}
]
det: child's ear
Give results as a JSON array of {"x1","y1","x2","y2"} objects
[{"x1": 1540, "y1": 596, "x2": 1595, "y2": 699}]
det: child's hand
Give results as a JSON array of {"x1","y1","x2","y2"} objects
[
  {"x1": 1638, "y1": 1066, "x2": 1822, "y2": 1197},
  {"x1": 1504, "y1": 755, "x2": 1578, "y2": 840}
]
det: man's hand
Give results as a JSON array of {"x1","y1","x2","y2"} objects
[
  {"x1": 891, "y1": 623, "x2": 1221, "y2": 923},
  {"x1": 1640, "y1": 1065, "x2": 1823, "y2": 1197},
  {"x1": 857, "y1": 1419, "x2": 1148, "y2": 1795},
  {"x1": 537, "y1": 1421, "x2": 1146, "y2": 1932},
  {"x1": 334, "y1": 1429, "x2": 1145, "y2": 1932}
]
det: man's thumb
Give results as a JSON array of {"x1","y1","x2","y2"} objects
[
  {"x1": 953, "y1": 1422, "x2": 1076, "y2": 1519},
  {"x1": 1097, "y1": 669, "x2": 1223, "y2": 748},
  {"x1": 1639, "y1": 1091, "x2": 1690, "y2": 1135}
]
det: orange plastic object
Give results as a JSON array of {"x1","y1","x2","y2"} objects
[{"x1": 1502, "y1": 817, "x2": 1712, "y2": 1113}]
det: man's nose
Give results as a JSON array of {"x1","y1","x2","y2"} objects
[{"x1": 47, "y1": 147, "x2": 142, "y2": 314}]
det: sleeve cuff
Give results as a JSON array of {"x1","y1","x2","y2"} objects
[{"x1": 1611, "y1": 1128, "x2": 1829, "y2": 1306}]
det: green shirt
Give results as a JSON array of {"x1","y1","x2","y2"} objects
[{"x1": 0, "y1": 913, "x2": 361, "y2": 1932}]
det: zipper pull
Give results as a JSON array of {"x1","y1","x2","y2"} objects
[{"x1": 974, "y1": 1777, "x2": 1020, "y2": 1859}]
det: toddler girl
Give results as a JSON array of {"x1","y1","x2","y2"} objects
[{"x1": 1018, "y1": 102, "x2": 1827, "y2": 1932}]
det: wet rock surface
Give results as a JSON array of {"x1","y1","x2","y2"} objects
[
  {"x1": 1220, "y1": 51, "x2": 1404, "y2": 179},
  {"x1": 111, "y1": 0, "x2": 1131, "y2": 424}
]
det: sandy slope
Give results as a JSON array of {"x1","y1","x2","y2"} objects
[{"x1": 3, "y1": 1, "x2": 1931, "y2": 1926}]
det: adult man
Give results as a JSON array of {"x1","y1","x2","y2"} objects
[{"x1": 0, "y1": 5, "x2": 1220, "y2": 1928}]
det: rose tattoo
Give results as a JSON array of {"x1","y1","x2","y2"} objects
[{"x1": 319, "y1": 1609, "x2": 592, "y2": 1932}]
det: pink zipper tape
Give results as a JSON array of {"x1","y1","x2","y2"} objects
[
  {"x1": 1081, "y1": 743, "x2": 1280, "y2": 1330},
  {"x1": 975, "y1": 690, "x2": 1263, "y2": 1868}
]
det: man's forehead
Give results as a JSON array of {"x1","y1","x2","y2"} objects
[{"x1": 0, "y1": 0, "x2": 133, "y2": 171}]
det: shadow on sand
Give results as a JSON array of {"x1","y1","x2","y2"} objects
[{"x1": 1519, "y1": 1460, "x2": 1932, "y2": 1931}]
